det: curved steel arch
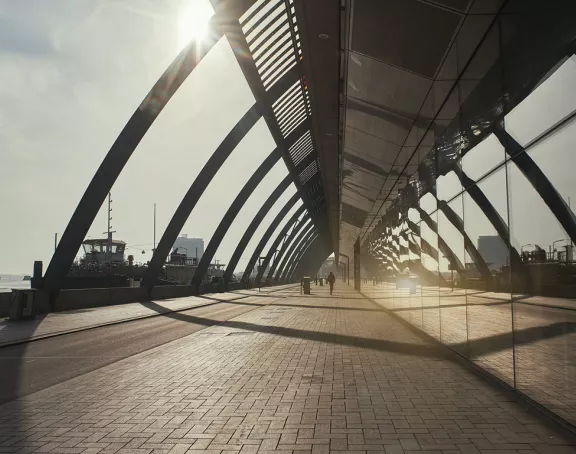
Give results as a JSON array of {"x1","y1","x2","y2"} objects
[
  {"x1": 259, "y1": 213, "x2": 310, "y2": 284},
  {"x1": 42, "y1": 25, "x2": 226, "y2": 293},
  {"x1": 223, "y1": 174, "x2": 293, "y2": 287},
  {"x1": 142, "y1": 104, "x2": 261, "y2": 290},
  {"x1": 437, "y1": 201, "x2": 493, "y2": 285},
  {"x1": 275, "y1": 223, "x2": 315, "y2": 282},
  {"x1": 287, "y1": 234, "x2": 316, "y2": 282},
  {"x1": 265, "y1": 216, "x2": 312, "y2": 283},
  {"x1": 494, "y1": 126, "x2": 576, "y2": 246},
  {"x1": 291, "y1": 235, "x2": 327, "y2": 281},
  {"x1": 255, "y1": 208, "x2": 308, "y2": 285},
  {"x1": 280, "y1": 228, "x2": 316, "y2": 283},
  {"x1": 242, "y1": 197, "x2": 303, "y2": 282},
  {"x1": 288, "y1": 234, "x2": 318, "y2": 282},
  {"x1": 454, "y1": 164, "x2": 529, "y2": 285},
  {"x1": 191, "y1": 148, "x2": 282, "y2": 289},
  {"x1": 414, "y1": 206, "x2": 465, "y2": 278}
]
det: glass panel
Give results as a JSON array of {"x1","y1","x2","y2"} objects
[
  {"x1": 419, "y1": 192, "x2": 437, "y2": 215},
  {"x1": 408, "y1": 225, "x2": 423, "y2": 329},
  {"x1": 213, "y1": 160, "x2": 288, "y2": 268},
  {"x1": 463, "y1": 166, "x2": 514, "y2": 385},
  {"x1": 438, "y1": 196, "x2": 468, "y2": 356},
  {"x1": 436, "y1": 171, "x2": 462, "y2": 202},
  {"x1": 420, "y1": 216, "x2": 441, "y2": 341},
  {"x1": 507, "y1": 152, "x2": 576, "y2": 425},
  {"x1": 505, "y1": 55, "x2": 576, "y2": 147},
  {"x1": 237, "y1": 184, "x2": 298, "y2": 276},
  {"x1": 461, "y1": 134, "x2": 506, "y2": 182}
]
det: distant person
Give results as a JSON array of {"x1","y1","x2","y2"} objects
[
  {"x1": 327, "y1": 272, "x2": 335, "y2": 295},
  {"x1": 315, "y1": 276, "x2": 318, "y2": 285}
]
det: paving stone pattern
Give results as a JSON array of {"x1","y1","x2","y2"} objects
[
  {"x1": 0, "y1": 286, "x2": 294, "y2": 346},
  {"x1": 0, "y1": 284, "x2": 574, "y2": 453}
]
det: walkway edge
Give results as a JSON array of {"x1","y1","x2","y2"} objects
[
  {"x1": 359, "y1": 287, "x2": 576, "y2": 442},
  {"x1": 0, "y1": 285, "x2": 297, "y2": 349}
]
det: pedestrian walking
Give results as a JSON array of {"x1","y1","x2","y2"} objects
[{"x1": 327, "y1": 271, "x2": 335, "y2": 295}]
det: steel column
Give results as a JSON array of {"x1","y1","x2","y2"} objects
[
  {"x1": 223, "y1": 175, "x2": 293, "y2": 287},
  {"x1": 142, "y1": 105, "x2": 261, "y2": 290},
  {"x1": 242, "y1": 198, "x2": 303, "y2": 282},
  {"x1": 191, "y1": 148, "x2": 282, "y2": 289}
]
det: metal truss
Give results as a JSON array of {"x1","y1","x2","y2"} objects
[
  {"x1": 266, "y1": 217, "x2": 314, "y2": 282},
  {"x1": 223, "y1": 174, "x2": 293, "y2": 287},
  {"x1": 142, "y1": 104, "x2": 261, "y2": 290},
  {"x1": 275, "y1": 223, "x2": 315, "y2": 282},
  {"x1": 282, "y1": 229, "x2": 316, "y2": 282},
  {"x1": 256, "y1": 212, "x2": 310, "y2": 284},
  {"x1": 242, "y1": 197, "x2": 303, "y2": 282},
  {"x1": 42, "y1": 19, "x2": 227, "y2": 293},
  {"x1": 191, "y1": 148, "x2": 282, "y2": 289}
]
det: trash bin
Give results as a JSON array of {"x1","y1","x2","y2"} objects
[
  {"x1": 319, "y1": 277, "x2": 324, "y2": 286},
  {"x1": 302, "y1": 276, "x2": 311, "y2": 295}
]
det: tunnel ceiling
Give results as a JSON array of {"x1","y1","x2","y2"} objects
[{"x1": 295, "y1": 0, "x2": 504, "y2": 261}]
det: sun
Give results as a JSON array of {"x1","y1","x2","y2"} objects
[{"x1": 178, "y1": 0, "x2": 214, "y2": 48}]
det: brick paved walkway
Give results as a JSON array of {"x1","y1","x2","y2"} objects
[
  {"x1": 0, "y1": 286, "x2": 293, "y2": 346},
  {"x1": 1, "y1": 284, "x2": 574, "y2": 453}
]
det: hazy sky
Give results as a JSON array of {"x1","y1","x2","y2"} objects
[{"x1": 0, "y1": 0, "x2": 294, "y2": 274}]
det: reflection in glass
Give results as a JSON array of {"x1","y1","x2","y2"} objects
[
  {"x1": 463, "y1": 167, "x2": 514, "y2": 385},
  {"x1": 438, "y1": 196, "x2": 468, "y2": 356},
  {"x1": 420, "y1": 218, "x2": 441, "y2": 340}
]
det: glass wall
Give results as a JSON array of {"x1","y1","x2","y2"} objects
[{"x1": 364, "y1": 1, "x2": 576, "y2": 428}]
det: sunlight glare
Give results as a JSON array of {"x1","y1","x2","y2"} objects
[{"x1": 178, "y1": 0, "x2": 214, "y2": 48}]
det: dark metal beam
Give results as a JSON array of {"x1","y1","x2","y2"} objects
[
  {"x1": 42, "y1": 23, "x2": 226, "y2": 293},
  {"x1": 282, "y1": 229, "x2": 316, "y2": 282},
  {"x1": 267, "y1": 217, "x2": 313, "y2": 282},
  {"x1": 437, "y1": 201, "x2": 493, "y2": 284},
  {"x1": 454, "y1": 165, "x2": 527, "y2": 286},
  {"x1": 242, "y1": 197, "x2": 303, "y2": 282},
  {"x1": 276, "y1": 223, "x2": 315, "y2": 282},
  {"x1": 223, "y1": 174, "x2": 293, "y2": 287},
  {"x1": 261, "y1": 214, "x2": 311, "y2": 284},
  {"x1": 192, "y1": 148, "x2": 282, "y2": 289},
  {"x1": 255, "y1": 208, "x2": 307, "y2": 285},
  {"x1": 142, "y1": 104, "x2": 261, "y2": 290},
  {"x1": 494, "y1": 126, "x2": 576, "y2": 247},
  {"x1": 414, "y1": 207, "x2": 465, "y2": 277},
  {"x1": 290, "y1": 234, "x2": 320, "y2": 281}
]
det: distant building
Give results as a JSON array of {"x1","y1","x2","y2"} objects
[
  {"x1": 478, "y1": 235, "x2": 508, "y2": 270},
  {"x1": 173, "y1": 235, "x2": 204, "y2": 261}
]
